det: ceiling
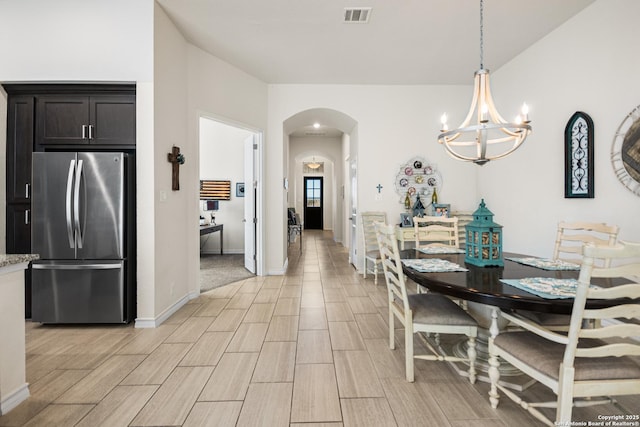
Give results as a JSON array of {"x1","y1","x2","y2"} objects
[{"x1": 157, "y1": 0, "x2": 594, "y2": 137}]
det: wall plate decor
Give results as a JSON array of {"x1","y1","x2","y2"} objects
[
  {"x1": 564, "y1": 112, "x2": 594, "y2": 198},
  {"x1": 612, "y1": 105, "x2": 640, "y2": 196},
  {"x1": 394, "y1": 156, "x2": 442, "y2": 208}
]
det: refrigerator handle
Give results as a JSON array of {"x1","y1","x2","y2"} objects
[
  {"x1": 66, "y1": 159, "x2": 76, "y2": 248},
  {"x1": 74, "y1": 159, "x2": 84, "y2": 249}
]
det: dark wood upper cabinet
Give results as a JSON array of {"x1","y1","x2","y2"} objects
[
  {"x1": 90, "y1": 95, "x2": 136, "y2": 146},
  {"x1": 35, "y1": 93, "x2": 135, "y2": 147},
  {"x1": 36, "y1": 96, "x2": 89, "y2": 145},
  {"x1": 6, "y1": 95, "x2": 34, "y2": 203}
]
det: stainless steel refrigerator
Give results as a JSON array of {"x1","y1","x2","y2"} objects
[{"x1": 31, "y1": 152, "x2": 135, "y2": 323}]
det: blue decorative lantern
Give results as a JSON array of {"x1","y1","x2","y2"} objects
[{"x1": 465, "y1": 199, "x2": 503, "y2": 267}]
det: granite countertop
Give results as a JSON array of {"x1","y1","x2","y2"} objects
[{"x1": 0, "y1": 254, "x2": 39, "y2": 269}]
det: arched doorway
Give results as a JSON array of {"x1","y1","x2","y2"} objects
[{"x1": 283, "y1": 108, "x2": 358, "y2": 264}]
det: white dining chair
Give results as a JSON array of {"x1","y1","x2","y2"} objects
[
  {"x1": 413, "y1": 216, "x2": 460, "y2": 250},
  {"x1": 361, "y1": 211, "x2": 387, "y2": 285},
  {"x1": 554, "y1": 221, "x2": 620, "y2": 267},
  {"x1": 375, "y1": 222, "x2": 478, "y2": 383},
  {"x1": 521, "y1": 221, "x2": 620, "y2": 330},
  {"x1": 488, "y1": 241, "x2": 640, "y2": 426}
]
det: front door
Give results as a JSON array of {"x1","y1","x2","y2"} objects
[{"x1": 303, "y1": 177, "x2": 323, "y2": 230}]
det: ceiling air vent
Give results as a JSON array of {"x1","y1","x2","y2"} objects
[{"x1": 344, "y1": 7, "x2": 371, "y2": 23}]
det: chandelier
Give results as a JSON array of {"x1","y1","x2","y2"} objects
[
  {"x1": 438, "y1": 0, "x2": 531, "y2": 166},
  {"x1": 306, "y1": 157, "x2": 321, "y2": 169}
]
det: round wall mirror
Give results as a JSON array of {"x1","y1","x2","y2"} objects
[{"x1": 612, "y1": 105, "x2": 640, "y2": 196}]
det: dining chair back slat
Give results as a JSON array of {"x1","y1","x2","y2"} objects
[
  {"x1": 553, "y1": 221, "x2": 619, "y2": 267},
  {"x1": 413, "y1": 216, "x2": 459, "y2": 249}
]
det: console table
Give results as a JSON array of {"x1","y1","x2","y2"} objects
[{"x1": 200, "y1": 224, "x2": 224, "y2": 254}]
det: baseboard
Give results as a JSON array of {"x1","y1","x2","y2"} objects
[
  {"x1": 268, "y1": 258, "x2": 288, "y2": 276},
  {"x1": 134, "y1": 292, "x2": 196, "y2": 328},
  {"x1": 0, "y1": 383, "x2": 29, "y2": 416},
  {"x1": 200, "y1": 250, "x2": 244, "y2": 255}
]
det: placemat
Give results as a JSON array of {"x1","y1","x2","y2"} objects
[
  {"x1": 500, "y1": 277, "x2": 599, "y2": 299},
  {"x1": 417, "y1": 246, "x2": 465, "y2": 255},
  {"x1": 402, "y1": 258, "x2": 468, "y2": 273},
  {"x1": 505, "y1": 257, "x2": 580, "y2": 271}
]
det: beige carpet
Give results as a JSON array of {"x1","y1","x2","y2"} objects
[{"x1": 200, "y1": 254, "x2": 254, "y2": 292}]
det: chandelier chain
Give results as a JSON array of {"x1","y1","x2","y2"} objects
[{"x1": 479, "y1": 0, "x2": 484, "y2": 69}]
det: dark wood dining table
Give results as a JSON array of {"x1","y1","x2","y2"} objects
[
  {"x1": 400, "y1": 249, "x2": 633, "y2": 387},
  {"x1": 400, "y1": 250, "x2": 629, "y2": 315}
]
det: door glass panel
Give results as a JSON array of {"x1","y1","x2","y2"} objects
[{"x1": 306, "y1": 178, "x2": 321, "y2": 207}]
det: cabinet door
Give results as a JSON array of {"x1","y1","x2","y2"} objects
[
  {"x1": 6, "y1": 203, "x2": 31, "y2": 254},
  {"x1": 36, "y1": 95, "x2": 90, "y2": 145},
  {"x1": 6, "y1": 96, "x2": 34, "y2": 203},
  {"x1": 90, "y1": 95, "x2": 136, "y2": 145}
]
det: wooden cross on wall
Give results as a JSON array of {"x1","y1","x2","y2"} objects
[{"x1": 167, "y1": 146, "x2": 185, "y2": 191}]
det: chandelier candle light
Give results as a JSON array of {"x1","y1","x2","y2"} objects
[{"x1": 438, "y1": 0, "x2": 532, "y2": 165}]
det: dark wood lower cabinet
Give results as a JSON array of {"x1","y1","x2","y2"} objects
[{"x1": 6, "y1": 203, "x2": 32, "y2": 317}]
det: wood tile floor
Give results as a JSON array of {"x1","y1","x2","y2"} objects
[{"x1": 1, "y1": 230, "x2": 638, "y2": 426}]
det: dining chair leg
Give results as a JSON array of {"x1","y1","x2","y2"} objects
[
  {"x1": 488, "y1": 344, "x2": 501, "y2": 409},
  {"x1": 556, "y1": 365, "x2": 575, "y2": 424},
  {"x1": 467, "y1": 335, "x2": 477, "y2": 384},
  {"x1": 374, "y1": 263, "x2": 378, "y2": 285},
  {"x1": 388, "y1": 302, "x2": 396, "y2": 350},
  {"x1": 405, "y1": 321, "x2": 414, "y2": 382}
]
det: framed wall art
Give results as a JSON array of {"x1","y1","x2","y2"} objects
[
  {"x1": 236, "y1": 182, "x2": 245, "y2": 197},
  {"x1": 564, "y1": 111, "x2": 594, "y2": 198},
  {"x1": 432, "y1": 203, "x2": 451, "y2": 217},
  {"x1": 200, "y1": 180, "x2": 231, "y2": 200},
  {"x1": 399, "y1": 213, "x2": 413, "y2": 227}
]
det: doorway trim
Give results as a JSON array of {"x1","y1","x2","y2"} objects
[
  {"x1": 303, "y1": 176, "x2": 324, "y2": 230},
  {"x1": 197, "y1": 112, "x2": 264, "y2": 277}
]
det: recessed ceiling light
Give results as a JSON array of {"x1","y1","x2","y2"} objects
[{"x1": 313, "y1": 122, "x2": 320, "y2": 129}]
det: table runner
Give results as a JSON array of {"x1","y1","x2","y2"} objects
[
  {"x1": 402, "y1": 258, "x2": 468, "y2": 273},
  {"x1": 500, "y1": 277, "x2": 599, "y2": 299},
  {"x1": 417, "y1": 246, "x2": 465, "y2": 255},
  {"x1": 505, "y1": 257, "x2": 580, "y2": 271}
]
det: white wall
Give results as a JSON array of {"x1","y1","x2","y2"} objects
[
  {"x1": 479, "y1": 0, "x2": 640, "y2": 257},
  {"x1": 150, "y1": 3, "x2": 191, "y2": 322},
  {"x1": 0, "y1": 0, "x2": 158, "y2": 322},
  {"x1": 187, "y1": 44, "x2": 268, "y2": 282},
  {"x1": 0, "y1": 0, "x2": 268, "y2": 324},
  {"x1": 199, "y1": 118, "x2": 252, "y2": 254},
  {"x1": 268, "y1": 84, "x2": 475, "y2": 272},
  {"x1": 0, "y1": 0, "x2": 153, "y2": 82}
]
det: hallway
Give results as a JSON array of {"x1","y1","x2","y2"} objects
[{"x1": 0, "y1": 231, "x2": 635, "y2": 426}]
